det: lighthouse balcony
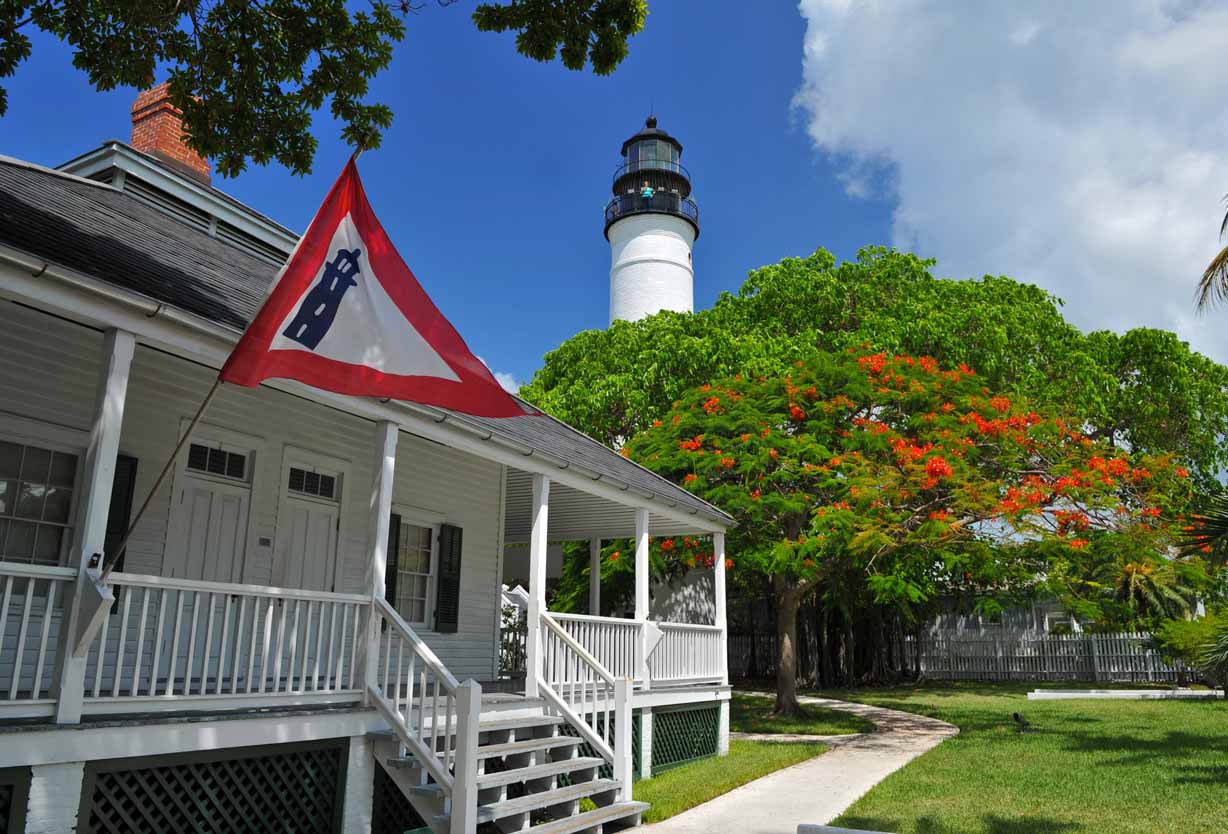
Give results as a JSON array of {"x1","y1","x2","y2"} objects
[{"x1": 603, "y1": 192, "x2": 699, "y2": 238}]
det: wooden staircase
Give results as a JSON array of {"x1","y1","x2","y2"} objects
[{"x1": 371, "y1": 696, "x2": 648, "y2": 834}]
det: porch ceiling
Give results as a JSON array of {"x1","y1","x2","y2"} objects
[{"x1": 502, "y1": 468, "x2": 716, "y2": 543}]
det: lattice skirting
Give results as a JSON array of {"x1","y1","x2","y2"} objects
[
  {"x1": 651, "y1": 704, "x2": 719, "y2": 775},
  {"x1": 556, "y1": 710, "x2": 643, "y2": 782},
  {"x1": 372, "y1": 763, "x2": 429, "y2": 834},
  {"x1": 0, "y1": 767, "x2": 30, "y2": 834},
  {"x1": 79, "y1": 740, "x2": 348, "y2": 834}
]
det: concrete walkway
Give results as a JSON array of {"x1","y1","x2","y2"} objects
[{"x1": 641, "y1": 693, "x2": 958, "y2": 834}]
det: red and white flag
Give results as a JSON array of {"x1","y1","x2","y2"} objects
[{"x1": 220, "y1": 159, "x2": 524, "y2": 418}]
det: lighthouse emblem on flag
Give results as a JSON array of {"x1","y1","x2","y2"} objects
[
  {"x1": 283, "y1": 248, "x2": 362, "y2": 350},
  {"x1": 219, "y1": 159, "x2": 525, "y2": 418}
]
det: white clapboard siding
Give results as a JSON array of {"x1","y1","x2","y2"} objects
[{"x1": 0, "y1": 302, "x2": 505, "y2": 690}]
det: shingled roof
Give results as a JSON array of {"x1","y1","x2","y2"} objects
[{"x1": 0, "y1": 155, "x2": 731, "y2": 526}]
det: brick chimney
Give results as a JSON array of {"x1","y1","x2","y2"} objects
[{"x1": 130, "y1": 82, "x2": 211, "y2": 184}]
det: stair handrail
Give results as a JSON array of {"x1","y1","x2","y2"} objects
[
  {"x1": 539, "y1": 612, "x2": 634, "y2": 802},
  {"x1": 369, "y1": 596, "x2": 463, "y2": 794}
]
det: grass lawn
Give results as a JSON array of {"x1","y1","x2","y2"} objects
[
  {"x1": 814, "y1": 682, "x2": 1227, "y2": 834},
  {"x1": 633, "y1": 739, "x2": 827, "y2": 823},
  {"x1": 730, "y1": 691, "x2": 874, "y2": 735}
]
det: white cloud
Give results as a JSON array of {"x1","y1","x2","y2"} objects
[
  {"x1": 795, "y1": 0, "x2": 1228, "y2": 363},
  {"x1": 493, "y1": 371, "x2": 521, "y2": 394},
  {"x1": 477, "y1": 356, "x2": 521, "y2": 394}
]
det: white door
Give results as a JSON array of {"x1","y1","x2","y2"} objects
[
  {"x1": 165, "y1": 475, "x2": 251, "y2": 583},
  {"x1": 279, "y1": 497, "x2": 339, "y2": 592},
  {"x1": 274, "y1": 460, "x2": 343, "y2": 593}
]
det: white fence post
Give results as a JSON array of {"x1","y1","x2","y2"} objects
[
  {"x1": 613, "y1": 678, "x2": 634, "y2": 802},
  {"x1": 450, "y1": 679, "x2": 482, "y2": 834}
]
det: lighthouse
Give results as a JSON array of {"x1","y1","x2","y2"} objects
[{"x1": 604, "y1": 116, "x2": 699, "y2": 324}]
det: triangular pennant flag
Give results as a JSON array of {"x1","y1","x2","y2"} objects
[{"x1": 220, "y1": 159, "x2": 525, "y2": 418}]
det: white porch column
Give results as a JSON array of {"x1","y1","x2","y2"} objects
[
  {"x1": 341, "y1": 736, "x2": 375, "y2": 833},
  {"x1": 26, "y1": 761, "x2": 85, "y2": 834},
  {"x1": 363, "y1": 420, "x2": 399, "y2": 701},
  {"x1": 588, "y1": 537, "x2": 602, "y2": 615},
  {"x1": 525, "y1": 474, "x2": 549, "y2": 698},
  {"x1": 714, "y1": 531, "x2": 728, "y2": 686},
  {"x1": 634, "y1": 508, "x2": 650, "y2": 689},
  {"x1": 54, "y1": 328, "x2": 135, "y2": 724}
]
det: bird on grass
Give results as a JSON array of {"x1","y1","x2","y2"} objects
[{"x1": 1012, "y1": 712, "x2": 1032, "y2": 733}]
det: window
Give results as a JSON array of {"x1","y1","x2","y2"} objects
[
  {"x1": 186, "y1": 442, "x2": 248, "y2": 482},
  {"x1": 394, "y1": 523, "x2": 434, "y2": 625},
  {"x1": 0, "y1": 439, "x2": 78, "y2": 565},
  {"x1": 287, "y1": 466, "x2": 339, "y2": 502}
]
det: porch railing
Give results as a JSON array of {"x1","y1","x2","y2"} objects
[
  {"x1": 650, "y1": 623, "x2": 724, "y2": 685},
  {"x1": 549, "y1": 612, "x2": 642, "y2": 683},
  {"x1": 80, "y1": 572, "x2": 370, "y2": 709},
  {"x1": 547, "y1": 612, "x2": 726, "y2": 688},
  {"x1": 1, "y1": 563, "x2": 74, "y2": 708}
]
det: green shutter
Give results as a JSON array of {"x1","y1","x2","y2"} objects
[
  {"x1": 434, "y1": 524, "x2": 463, "y2": 633},
  {"x1": 385, "y1": 513, "x2": 401, "y2": 605},
  {"x1": 102, "y1": 454, "x2": 138, "y2": 572}
]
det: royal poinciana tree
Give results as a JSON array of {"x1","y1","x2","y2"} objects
[{"x1": 623, "y1": 349, "x2": 1194, "y2": 714}]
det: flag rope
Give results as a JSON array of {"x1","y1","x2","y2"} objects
[{"x1": 100, "y1": 379, "x2": 225, "y2": 580}]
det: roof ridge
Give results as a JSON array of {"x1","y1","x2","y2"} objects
[{"x1": 0, "y1": 154, "x2": 116, "y2": 191}]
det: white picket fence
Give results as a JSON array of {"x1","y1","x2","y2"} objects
[{"x1": 913, "y1": 632, "x2": 1183, "y2": 683}]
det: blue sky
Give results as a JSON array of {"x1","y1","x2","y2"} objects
[
  {"x1": 7, "y1": 3, "x2": 1228, "y2": 384},
  {"x1": 0, "y1": 3, "x2": 890, "y2": 389}
]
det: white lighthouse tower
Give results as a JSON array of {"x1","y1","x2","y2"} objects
[{"x1": 604, "y1": 116, "x2": 699, "y2": 324}]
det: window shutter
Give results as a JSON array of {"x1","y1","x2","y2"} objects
[
  {"x1": 102, "y1": 455, "x2": 139, "y2": 572},
  {"x1": 434, "y1": 524, "x2": 463, "y2": 634},
  {"x1": 385, "y1": 513, "x2": 401, "y2": 604}
]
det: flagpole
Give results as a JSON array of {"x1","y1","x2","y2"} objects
[{"x1": 100, "y1": 379, "x2": 225, "y2": 580}]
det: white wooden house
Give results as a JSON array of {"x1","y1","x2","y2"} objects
[{"x1": 0, "y1": 87, "x2": 734, "y2": 834}]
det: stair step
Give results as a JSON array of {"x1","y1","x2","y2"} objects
[
  {"x1": 367, "y1": 712, "x2": 563, "y2": 743},
  {"x1": 524, "y1": 801, "x2": 651, "y2": 834},
  {"x1": 476, "y1": 756, "x2": 605, "y2": 788},
  {"x1": 473, "y1": 778, "x2": 622, "y2": 823},
  {"x1": 479, "y1": 714, "x2": 565, "y2": 733},
  {"x1": 474, "y1": 735, "x2": 583, "y2": 760}
]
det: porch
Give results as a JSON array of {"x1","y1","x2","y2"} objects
[{"x1": 0, "y1": 301, "x2": 732, "y2": 831}]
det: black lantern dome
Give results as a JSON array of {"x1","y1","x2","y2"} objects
[{"x1": 603, "y1": 116, "x2": 699, "y2": 239}]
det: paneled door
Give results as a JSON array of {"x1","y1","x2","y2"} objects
[
  {"x1": 279, "y1": 496, "x2": 339, "y2": 592},
  {"x1": 164, "y1": 474, "x2": 251, "y2": 583},
  {"x1": 157, "y1": 441, "x2": 253, "y2": 694}
]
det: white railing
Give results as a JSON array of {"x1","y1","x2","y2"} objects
[
  {"x1": 0, "y1": 563, "x2": 75, "y2": 708},
  {"x1": 650, "y1": 623, "x2": 724, "y2": 685},
  {"x1": 77, "y1": 572, "x2": 370, "y2": 708},
  {"x1": 550, "y1": 612, "x2": 643, "y2": 682},
  {"x1": 539, "y1": 613, "x2": 632, "y2": 801},
  {"x1": 369, "y1": 596, "x2": 465, "y2": 796}
]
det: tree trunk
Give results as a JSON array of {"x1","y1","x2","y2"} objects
[
  {"x1": 773, "y1": 576, "x2": 802, "y2": 716},
  {"x1": 818, "y1": 604, "x2": 833, "y2": 689},
  {"x1": 845, "y1": 617, "x2": 857, "y2": 688}
]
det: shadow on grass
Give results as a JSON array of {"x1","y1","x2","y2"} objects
[{"x1": 840, "y1": 814, "x2": 1084, "y2": 834}]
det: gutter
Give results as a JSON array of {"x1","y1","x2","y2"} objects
[{"x1": 0, "y1": 246, "x2": 730, "y2": 526}]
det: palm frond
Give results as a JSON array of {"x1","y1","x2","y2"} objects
[
  {"x1": 1182, "y1": 493, "x2": 1228, "y2": 553},
  {"x1": 1196, "y1": 245, "x2": 1228, "y2": 310}
]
